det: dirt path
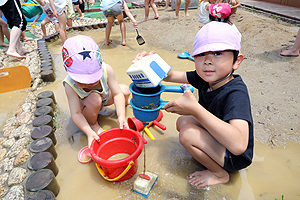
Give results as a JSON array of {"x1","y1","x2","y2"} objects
[{"x1": 126, "y1": 7, "x2": 300, "y2": 147}]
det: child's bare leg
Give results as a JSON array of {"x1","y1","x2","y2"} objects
[
  {"x1": 119, "y1": 84, "x2": 131, "y2": 105},
  {"x1": 57, "y1": 12, "x2": 67, "y2": 43},
  {"x1": 0, "y1": 27, "x2": 8, "y2": 47},
  {"x1": 184, "y1": 0, "x2": 190, "y2": 17},
  {"x1": 105, "y1": 16, "x2": 114, "y2": 45},
  {"x1": 75, "y1": 4, "x2": 83, "y2": 19},
  {"x1": 54, "y1": 22, "x2": 60, "y2": 32},
  {"x1": 176, "y1": 116, "x2": 230, "y2": 188},
  {"x1": 116, "y1": 14, "x2": 126, "y2": 46},
  {"x1": 41, "y1": 18, "x2": 50, "y2": 37},
  {"x1": 143, "y1": 0, "x2": 150, "y2": 21},
  {"x1": 150, "y1": 0, "x2": 159, "y2": 19},
  {"x1": 175, "y1": 0, "x2": 181, "y2": 18},
  {"x1": 82, "y1": 92, "x2": 103, "y2": 147}
]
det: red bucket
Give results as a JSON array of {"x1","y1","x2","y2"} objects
[{"x1": 90, "y1": 128, "x2": 145, "y2": 182}]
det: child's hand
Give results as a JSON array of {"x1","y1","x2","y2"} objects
[
  {"x1": 132, "y1": 51, "x2": 156, "y2": 63},
  {"x1": 132, "y1": 21, "x2": 138, "y2": 29},
  {"x1": 162, "y1": 90, "x2": 198, "y2": 115},
  {"x1": 53, "y1": 10, "x2": 59, "y2": 18},
  {"x1": 118, "y1": 116, "x2": 129, "y2": 129}
]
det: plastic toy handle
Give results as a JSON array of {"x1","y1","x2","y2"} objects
[
  {"x1": 144, "y1": 127, "x2": 155, "y2": 140},
  {"x1": 21, "y1": 3, "x2": 40, "y2": 6},
  {"x1": 153, "y1": 120, "x2": 166, "y2": 130},
  {"x1": 95, "y1": 161, "x2": 134, "y2": 181},
  {"x1": 162, "y1": 85, "x2": 194, "y2": 93}
]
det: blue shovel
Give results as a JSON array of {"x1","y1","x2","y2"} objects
[{"x1": 177, "y1": 52, "x2": 195, "y2": 61}]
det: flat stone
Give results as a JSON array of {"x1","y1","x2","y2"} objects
[
  {"x1": 0, "y1": 185, "x2": 8, "y2": 197},
  {"x1": 2, "y1": 138, "x2": 15, "y2": 148},
  {"x1": 3, "y1": 185, "x2": 24, "y2": 200},
  {"x1": 14, "y1": 149, "x2": 30, "y2": 167},
  {"x1": 6, "y1": 137, "x2": 31, "y2": 158},
  {"x1": 8, "y1": 167, "x2": 27, "y2": 187},
  {"x1": 0, "y1": 173, "x2": 9, "y2": 185},
  {"x1": 2, "y1": 158, "x2": 14, "y2": 172},
  {"x1": 0, "y1": 148, "x2": 7, "y2": 161},
  {"x1": 0, "y1": 137, "x2": 7, "y2": 145}
]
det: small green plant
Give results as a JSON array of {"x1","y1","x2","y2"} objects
[{"x1": 275, "y1": 194, "x2": 284, "y2": 200}]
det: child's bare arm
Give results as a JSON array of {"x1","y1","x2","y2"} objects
[
  {"x1": 65, "y1": 84, "x2": 98, "y2": 137},
  {"x1": 230, "y1": 0, "x2": 241, "y2": 9},
  {"x1": 123, "y1": 1, "x2": 138, "y2": 29},
  {"x1": 163, "y1": 91, "x2": 249, "y2": 155},
  {"x1": 105, "y1": 64, "x2": 128, "y2": 128},
  {"x1": 48, "y1": 0, "x2": 58, "y2": 18}
]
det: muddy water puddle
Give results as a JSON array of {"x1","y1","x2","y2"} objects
[{"x1": 1, "y1": 27, "x2": 300, "y2": 199}]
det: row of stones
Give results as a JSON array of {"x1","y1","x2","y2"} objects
[
  {"x1": 0, "y1": 11, "x2": 140, "y2": 199},
  {"x1": 0, "y1": 91, "x2": 58, "y2": 199}
]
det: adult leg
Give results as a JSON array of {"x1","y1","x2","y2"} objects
[
  {"x1": 81, "y1": 92, "x2": 103, "y2": 147},
  {"x1": 105, "y1": 16, "x2": 114, "y2": 45},
  {"x1": 7, "y1": 27, "x2": 26, "y2": 59},
  {"x1": 143, "y1": 0, "x2": 150, "y2": 21},
  {"x1": 175, "y1": 0, "x2": 181, "y2": 18},
  {"x1": 184, "y1": 0, "x2": 190, "y2": 17},
  {"x1": 116, "y1": 13, "x2": 126, "y2": 46},
  {"x1": 281, "y1": 29, "x2": 300, "y2": 57},
  {"x1": 176, "y1": 116, "x2": 230, "y2": 188},
  {"x1": 57, "y1": 12, "x2": 67, "y2": 43},
  {"x1": 150, "y1": 0, "x2": 159, "y2": 19}
]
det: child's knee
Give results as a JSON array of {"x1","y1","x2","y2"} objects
[
  {"x1": 86, "y1": 93, "x2": 102, "y2": 108},
  {"x1": 120, "y1": 84, "x2": 131, "y2": 97}
]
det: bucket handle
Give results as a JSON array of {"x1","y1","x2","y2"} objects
[
  {"x1": 95, "y1": 161, "x2": 134, "y2": 182},
  {"x1": 21, "y1": 3, "x2": 41, "y2": 6}
]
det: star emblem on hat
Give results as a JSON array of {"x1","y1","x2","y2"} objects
[{"x1": 78, "y1": 47, "x2": 92, "y2": 60}]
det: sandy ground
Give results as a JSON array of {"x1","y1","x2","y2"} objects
[{"x1": 125, "y1": 6, "x2": 300, "y2": 147}]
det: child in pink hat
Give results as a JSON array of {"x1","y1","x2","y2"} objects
[
  {"x1": 132, "y1": 21, "x2": 253, "y2": 188},
  {"x1": 62, "y1": 35, "x2": 130, "y2": 148}
]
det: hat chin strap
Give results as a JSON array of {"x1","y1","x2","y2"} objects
[{"x1": 210, "y1": 69, "x2": 233, "y2": 85}]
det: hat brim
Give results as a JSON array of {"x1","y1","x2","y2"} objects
[
  {"x1": 68, "y1": 67, "x2": 103, "y2": 84},
  {"x1": 192, "y1": 43, "x2": 238, "y2": 57}
]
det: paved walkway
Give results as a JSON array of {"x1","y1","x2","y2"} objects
[{"x1": 240, "y1": 0, "x2": 300, "y2": 21}]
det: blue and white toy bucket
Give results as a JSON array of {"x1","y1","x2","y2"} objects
[{"x1": 126, "y1": 54, "x2": 172, "y2": 88}]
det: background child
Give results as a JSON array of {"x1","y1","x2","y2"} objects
[
  {"x1": 72, "y1": 0, "x2": 84, "y2": 20},
  {"x1": 62, "y1": 35, "x2": 130, "y2": 148},
  {"x1": 46, "y1": 0, "x2": 68, "y2": 43},
  {"x1": 30, "y1": 0, "x2": 60, "y2": 38},
  {"x1": 221, "y1": 0, "x2": 240, "y2": 14},
  {"x1": 132, "y1": 21, "x2": 253, "y2": 188},
  {"x1": 100, "y1": 0, "x2": 138, "y2": 46},
  {"x1": 143, "y1": 0, "x2": 159, "y2": 21},
  {"x1": 0, "y1": 11, "x2": 10, "y2": 47},
  {"x1": 175, "y1": 0, "x2": 190, "y2": 18},
  {"x1": 198, "y1": 0, "x2": 215, "y2": 24}
]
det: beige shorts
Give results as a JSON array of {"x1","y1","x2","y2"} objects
[{"x1": 66, "y1": 0, "x2": 75, "y2": 19}]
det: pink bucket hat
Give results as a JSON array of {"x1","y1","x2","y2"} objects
[
  {"x1": 209, "y1": 3, "x2": 231, "y2": 19},
  {"x1": 62, "y1": 35, "x2": 103, "y2": 84},
  {"x1": 192, "y1": 21, "x2": 240, "y2": 57}
]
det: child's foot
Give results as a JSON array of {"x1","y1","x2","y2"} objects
[
  {"x1": 121, "y1": 41, "x2": 126, "y2": 46},
  {"x1": 187, "y1": 169, "x2": 229, "y2": 188},
  {"x1": 185, "y1": 12, "x2": 189, "y2": 17},
  {"x1": 0, "y1": 43, "x2": 9, "y2": 47},
  {"x1": 174, "y1": 16, "x2": 179, "y2": 19},
  {"x1": 280, "y1": 49, "x2": 300, "y2": 57},
  {"x1": 24, "y1": 37, "x2": 34, "y2": 41},
  {"x1": 152, "y1": 16, "x2": 159, "y2": 20},
  {"x1": 18, "y1": 49, "x2": 31, "y2": 56},
  {"x1": 6, "y1": 51, "x2": 26, "y2": 59},
  {"x1": 104, "y1": 39, "x2": 112, "y2": 45},
  {"x1": 142, "y1": 18, "x2": 149, "y2": 22},
  {"x1": 80, "y1": 14, "x2": 84, "y2": 20}
]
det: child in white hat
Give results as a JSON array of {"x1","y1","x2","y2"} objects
[
  {"x1": 63, "y1": 35, "x2": 130, "y2": 148},
  {"x1": 133, "y1": 21, "x2": 253, "y2": 188}
]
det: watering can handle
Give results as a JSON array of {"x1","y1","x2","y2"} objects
[
  {"x1": 162, "y1": 85, "x2": 194, "y2": 93},
  {"x1": 95, "y1": 161, "x2": 134, "y2": 182}
]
